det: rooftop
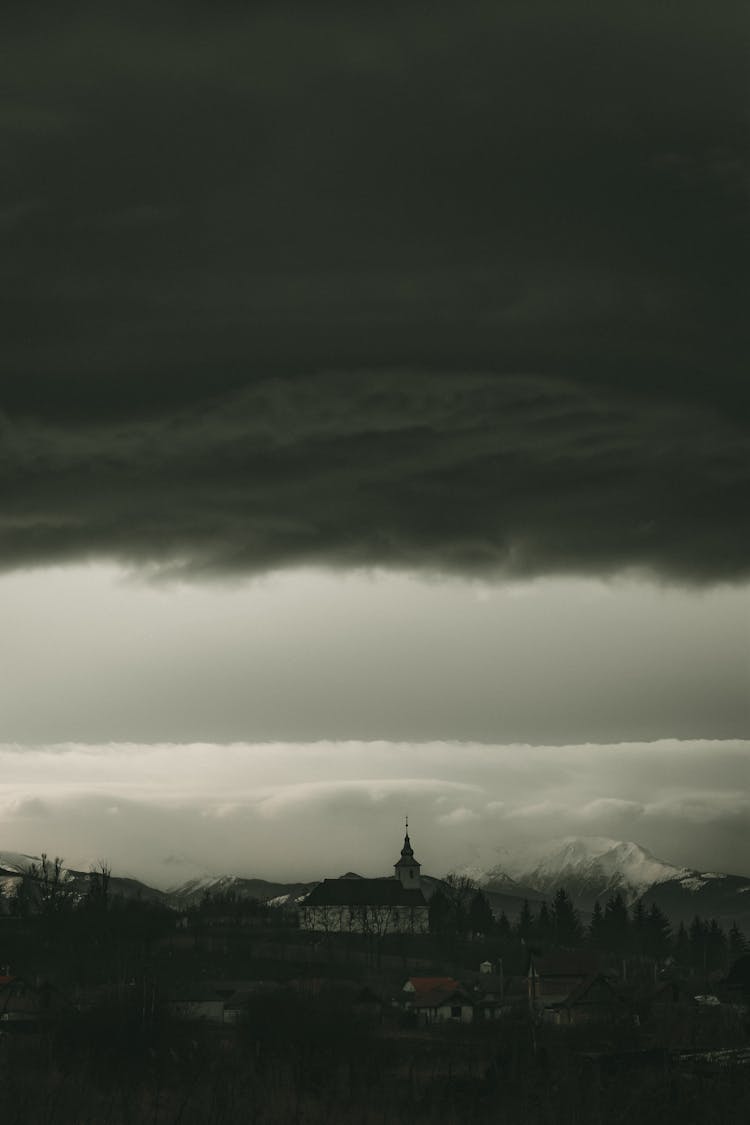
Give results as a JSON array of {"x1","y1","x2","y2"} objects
[
  {"x1": 305, "y1": 877, "x2": 427, "y2": 908},
  {"x1": 404, "y1": 977, "x2": 460, "y2": 995}
]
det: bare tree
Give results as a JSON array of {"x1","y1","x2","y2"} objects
[
  {"x1": 88, "y1": 860, "x2": 112, "y2": 909},
  {"x1": 27, "y1": 853, "x2": 76, "y2": 915}
]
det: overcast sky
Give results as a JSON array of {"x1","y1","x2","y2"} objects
[{"x1": 0, "y1": 5, "x2": 747, "y2": 884}]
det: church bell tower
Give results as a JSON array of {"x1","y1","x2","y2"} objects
[{"x1": 394, "y1": 818, "x2": 421, "y2": 890}]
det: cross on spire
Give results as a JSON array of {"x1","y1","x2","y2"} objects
[{"x1": 394, "y1": 818, "x2": 421, "y2": 888}]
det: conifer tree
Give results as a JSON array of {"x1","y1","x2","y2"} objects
[
  {"x1": 552, "y1": 888, "x2": 583, "y2": 947},
  {"x1": 602, "y1": 893, "x2": 629, "y2": 954},
  {"x1": 428, "y1": 888, "x2": 452, "y2": 936},
  {"x1": 588, "y1": 900, "x2": 606, "y2": 949},
  {"x1": 631, "y1": 899, "x2": 647, "y2": 955},
  {"x1": 496, "y1": 910, "x2": 511, "y2": 939},
  {"x1": 707, "y1": 918, "x2": 728, "y2": 973},
  {"x1": 515, "y1": 899, "x2": 535, "y2": 942},
  {"x1": 469, "y1": 889, "x2": 495, "y2": 937},
  {"x1": 644, "y1": 903, "x2": 672, "y2": 960},
  {"x1": 536, "y1": 901, "x2": 554, "y2": 946},
  {"x1": 728, "y1": 921, "x2": 748, "y2": 964},
  {"x1": 689, "y1": 916, "x2": 708, "y2": 973},
  {"x1": 673, "y1": 920, "x2": 690, "y2": 966}
]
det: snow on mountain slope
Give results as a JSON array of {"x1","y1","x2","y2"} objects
[
  {"x1": 0, "y1": 851, "x2": 38, "y2": 875},
  {"x1": 167, "y1": 873, "x2": 316, "y2": 906},
  {"x1": 482, "y1": 836, "x2": 691, "y2": 904}
]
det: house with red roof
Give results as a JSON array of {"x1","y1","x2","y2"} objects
[
  {"x1": 403, "y1": 976, "x2": 460, "y2": 996},
  {"x1": 401, "y1": 977, "x2": 474, "y2": 1025}
]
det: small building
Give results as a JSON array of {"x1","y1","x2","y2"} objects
[
  {"x1": 401, "y1": 976, "x2": 474, "y2": 1025},
  {"x1": 410, "y1": 986, "x2": 474, "y2": 1026},
  {"x1": 650, "y1": 978, "x2": 698, "y2": 1010},
  {"x1": 403, "y1": 975, "x2": 461, "y2": 998},
  {"x1": 167, "y1": 979, "x2": 280, "y2": 1024},
  {"x1": 542, "y1": 974, "x2": 628, "y2": 1027},
  {"x1": 413, "y1": 990, "x2": 472, "y2": 1026},
  {"x1": 527, "y1": 952, "x2": 601, "y2": 1010},
  {"x1": 469, "y1": 968, "x2": 507, "y2": 1020}
]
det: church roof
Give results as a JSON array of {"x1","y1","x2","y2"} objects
[{"x1": 305, "y1": 878, "x2": 427, "y2": 908}]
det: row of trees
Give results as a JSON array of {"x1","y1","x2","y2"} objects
[
  {"x1": 427, "y1": 876, "x2": 748, "y2": 973},
  {"x1": 7, "y1": 854, "x2": 112, "y2": 918}
]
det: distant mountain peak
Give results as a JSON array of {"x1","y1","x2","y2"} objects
[
  {"x1": 0, "y1": 851, "x2": 39, "y2": 874},
  {"x1": 480, "y1": 835, "x2": 691, "y2": 904}
]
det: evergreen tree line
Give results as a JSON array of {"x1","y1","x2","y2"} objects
[{"x1": 429, "y1": 878, "x2": 749, "y2": 971}]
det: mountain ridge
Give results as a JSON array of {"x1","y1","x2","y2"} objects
[
  {"x1": 2, "y1": 839, "x2": 749, "y2": 930},
  {"x1": 468, "y1": 836, "x2": 750, "y2": 929}
]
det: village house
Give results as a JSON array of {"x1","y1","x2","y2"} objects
[
  {"x1": 299, "y1": 823, "x2": 429, "y2": 935},
  {"x1": 401, "y1": 976, "x2": 474, "y2": 1026},
  {"x1": 526, "y1": 951, "x2": 602, "y2": 1010},
  {"x1": 650, "y1": 978, "x2": 698, "y2": 1012},
  {"x1": 466, "y1": 962, "x2": 508, "y2": 1021},
  {"x1": 525, "y1": 952, "x2": 631, "y2": 1026},
  {"x1": 541, "y1": 973, "x2": 629, "y2": 1027},
  {"x1": 167, "y1": 979, "x2": 281, "y2": 1024}
]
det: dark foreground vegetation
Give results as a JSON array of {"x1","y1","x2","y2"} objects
[
  {"x1": 1, "y1": 987, "x2": 749, "y2": 1124},
  {"x1": 0, "y1": 863, "x2": 748, "y2": 1123}
]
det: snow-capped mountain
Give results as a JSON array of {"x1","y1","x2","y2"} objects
[
  {"x1": 167, "y1": 874, "x2": 316, "y2": 908},
  {"x1": 3, "y1": 840, "x2": 749, "y2": 930},
  {"x1": 0, "y1": 852, "x2": 33, "y2": 899},
  {"x1": 0, "y1": 850, "x2": 167, "y2": 905},
  {"x1": 0, "y1": 850, "x2": 38, "y2": 875},
  {"x1": 486, "y1": 837, "x2": 688, "y2": 903},
  {"x1": 478, "y1": 836, "x2": 750, "y2": 929}
]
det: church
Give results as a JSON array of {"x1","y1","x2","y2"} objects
[{"x1": 299, "y1": 823, "x2": 430, "y2": 935}]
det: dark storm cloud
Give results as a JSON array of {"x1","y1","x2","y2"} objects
[{"x1": 1, "y1": 4, "x2": 747, "y2": 580}]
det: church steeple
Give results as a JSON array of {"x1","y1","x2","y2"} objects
[{"x1": 394, "y1": 816, "x2": 421, "y2": 889}]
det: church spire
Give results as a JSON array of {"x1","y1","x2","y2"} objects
[{"x1": 394, "y1": 817, "x2": 421, "y2": 889}]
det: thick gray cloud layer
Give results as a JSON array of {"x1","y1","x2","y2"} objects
[{"x1": 1, "y1": 4, "x2": 748, "y2": 580}]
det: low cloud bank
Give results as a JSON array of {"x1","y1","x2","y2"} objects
[{"x1": 1, "y1": 740, "x2": 747, "y2": 887}]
